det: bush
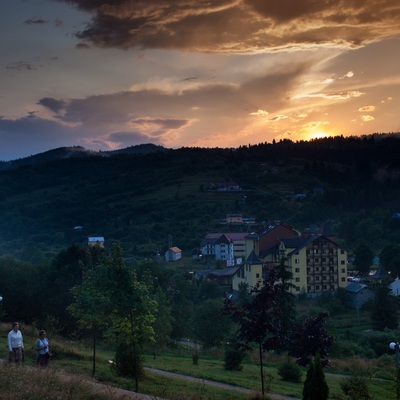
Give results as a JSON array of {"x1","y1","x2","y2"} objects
[
  {"x1": 340, "y1": 360, "x2": 373, "y2": 400},
  {"x1": 224, "y1": 347, "x2": 244, "y2": 371},
  {"x1": 113, "y1": 342, "x2": 144, "y2": 380},
  {"x1": 192, "y1": 350, "x2": 200, "y2": 365},
  {"x1": 277, "y1": 359, "x2": 303, "y2": 383}
]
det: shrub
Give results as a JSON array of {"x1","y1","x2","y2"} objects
[
  {"x1": 224, "y1": 347, "x2": 244, "y2": 371},
  {"x1": 277, "y1": 359, "x2": 302, "y2": 383},
  {"x1": 340, "y1": 360, "x2": 373, "y2": 400},
  {"x1": 113, "y1": 342, "x2": 144, "y2": 380},
  {"x1": 192, "y1": 350, "x2": 200, "y2": 365}
]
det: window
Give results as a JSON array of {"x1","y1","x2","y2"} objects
[
  {"x1": 315, "y1": 258, "x2": 319, "y2": 262},
  {"x1": 341, "y1": 268, "x2": 345, "y2": 273},
  {"x1": 323, "y1": 285, "x2": 327, "y2": 290},
  {"x1": 295, "y1": 277, "x2": 300, "y2": 282},
  {"x1": 307, "y1": 259, "x2": 311, "y2": 264},
  {"x1": 295, "y1": 268, "x2": 300, "y2": 273},
  {"x1": 316, "y1": 285, "x2": 320, "y2": 290},
  {"x1": 295, "y1": 259, "x2": 300, "y2": 264},
  {"x1": 322, "y1": 275, "x2": 327, "y2": 280},
  {"x1": 307, "y1": 286, "x2": 311, "y2": 292},
  {"x1": 330, "y1": 285, "x2": 335, "y2": 290},
  {"x1": 341, "y1": 277, "x2": 346, "y2": 282},
  {"x1": 316, "y1": 276, "x2": 320, "y2": 281},
  {"x1": 341, "y1": 249, "x2": 345, "y2": 254},
  {"x1": 256, "y1": 273, "x2": 260, "y2": 278},
  {"x1": 341, "y1": 260, "x2": 345, "y2": 265}
]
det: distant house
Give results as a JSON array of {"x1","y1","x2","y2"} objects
[
  {"x1": 345, "y1": 283, "x2": 374, "y2": 309},
  {"x1": 200, "y1": 232, "x2": 247, "y2": 261},
  {"x1": 226, "y1": 214, "x2": 243, "y2": 224},
  {"x1": 194, "y1": 266, "x2": 241, "y2": 292},
  {"x1": 88, "y1": 236, "x2": 105, "y2": 248},
  {"x1": 165, "y1": 246, "x2": 182, "y2": 262}
]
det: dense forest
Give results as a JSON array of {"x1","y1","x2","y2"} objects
[{"x1": 1, "y1": 133, "x2": 400, "y2": 263}]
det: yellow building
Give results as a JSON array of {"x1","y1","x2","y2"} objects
[{"x1": 233, "y1": 234, "x2": 348, "y2": 297}]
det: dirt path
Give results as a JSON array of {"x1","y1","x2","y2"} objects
[
  {"x1": 144, "y1": 367, "x2": 300, "y2": 400},
  {"x1": 1, "y1": 358, "x2": 299, "y2": 399}
]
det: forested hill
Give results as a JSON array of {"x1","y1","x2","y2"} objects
[{"x1": 1, "y1": 133, "x2": 400, "y2": 263}]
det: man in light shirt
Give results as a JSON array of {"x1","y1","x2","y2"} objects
[{"x1": 8, "y1": 322, "x2": 24, "y2": 365}]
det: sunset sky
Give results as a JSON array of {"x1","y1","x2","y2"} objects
[{"x1": 1, "y1": 0, "x2": 400, "y2": 161}]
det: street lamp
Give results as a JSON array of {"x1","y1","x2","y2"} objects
[{"x1": 390, "y1": 342, "x2": 400, "y2": 400}]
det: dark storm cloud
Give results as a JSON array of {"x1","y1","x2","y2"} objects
[
  {"x1": 60, "y1": 0, "x2": 400, "y2": 52},
  {"x1": 108, "y1": 131, "x2": 163, "y2": 146},
  {"x1": 38, "y1": 97, "x2": 67, "y2": 113},
  {"x1": 0, "y1": 114, "x2": 85, "y2": 160}
]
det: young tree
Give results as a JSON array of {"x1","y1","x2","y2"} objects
[
  {"x1": 44, "y1": 245, "x2": 103, "y2": 333},
  {"x1": 275, "y1": 257, "x2": 297, "y2": 342},
  {"x1": 224, "y1": 267, "x2": 285, "y2": 396},
  {"x1": 152, "y1": 288, "x2": 173, "y2": 353},
  {"x1": 289, "y1": 312, "x2": 334, "y2": 367},
  {"x1": 69, "y1": 244, "x2": 157, "y2": 391},
  {"x1": 105, "y1": 245, "x2": 157, "y2": 392},
  {"x1": 289, "y1": 313, "x2": 333, "y2": 400},
  {"x1": 303, "y1": 353, "x2": 329, "y2": 400},
  {"x1": 68, "y1": 254, "x2": 112, "y2": 376}
]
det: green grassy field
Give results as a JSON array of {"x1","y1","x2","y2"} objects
[{"x1": 1, "y1": 317, "x2": 398, "y2": 400}]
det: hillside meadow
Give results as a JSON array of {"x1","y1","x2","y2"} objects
[{"x1": 1, "y1": 301, "x2": 399, "y2": 400}]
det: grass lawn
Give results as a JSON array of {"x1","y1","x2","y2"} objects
[{"x1": 1, "y1": 321, "x2": 398, "y2": 400}]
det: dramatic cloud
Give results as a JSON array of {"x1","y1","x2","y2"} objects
[
  {"x1": 1, "y1": 0, "x2": 400, "y2": 160},
  {"x1": 64, "y1": 0, "x2": 400, "y2": 52}
]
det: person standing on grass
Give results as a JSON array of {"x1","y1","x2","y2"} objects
[
  {"x1": 8, "y1": 322, "x2": 24, "y2": 365},
  {"x1": 34, "y1": 330, "x2": 51, "y2": 367}
]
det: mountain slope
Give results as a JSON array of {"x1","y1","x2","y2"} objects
[{"x1": 0, "y1": 135, "x2": 400, "y2": 263}]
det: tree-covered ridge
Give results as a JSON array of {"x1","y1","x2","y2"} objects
[{"x1": 0, "y1": 133, "x2": 400, "y2": 262}]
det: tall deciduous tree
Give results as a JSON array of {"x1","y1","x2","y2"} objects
[
  {"x1": 69, "y1": 244, "x2": 157, "y2": 390},
  {"x1": 68, "y1": 253, "x2": 112, "y2": 376},
  {"x1": 44, "y1": 245, "x2": 103, "y2": 333},
  {"x1": 380, "y1": 244, "x2": 400, "y2": 277},
  {"x1": 289, "y1": 312, "x2": 334, "y2": 368},
  {"x1": 192, "y1": 298, "x2": 232, "y2": 348},
  {"x1": 104, "y1": 245, "x2": 157, "y2": 392},
  {"x1": 224, "y1": 268, "x2": 285, "y2": 396},
  {"x1": 289, "y1": 313, "x2": 333, "y2": 400},
  {"x1": 353, "y1": 242, "x2": 374, "y2": 276}
]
